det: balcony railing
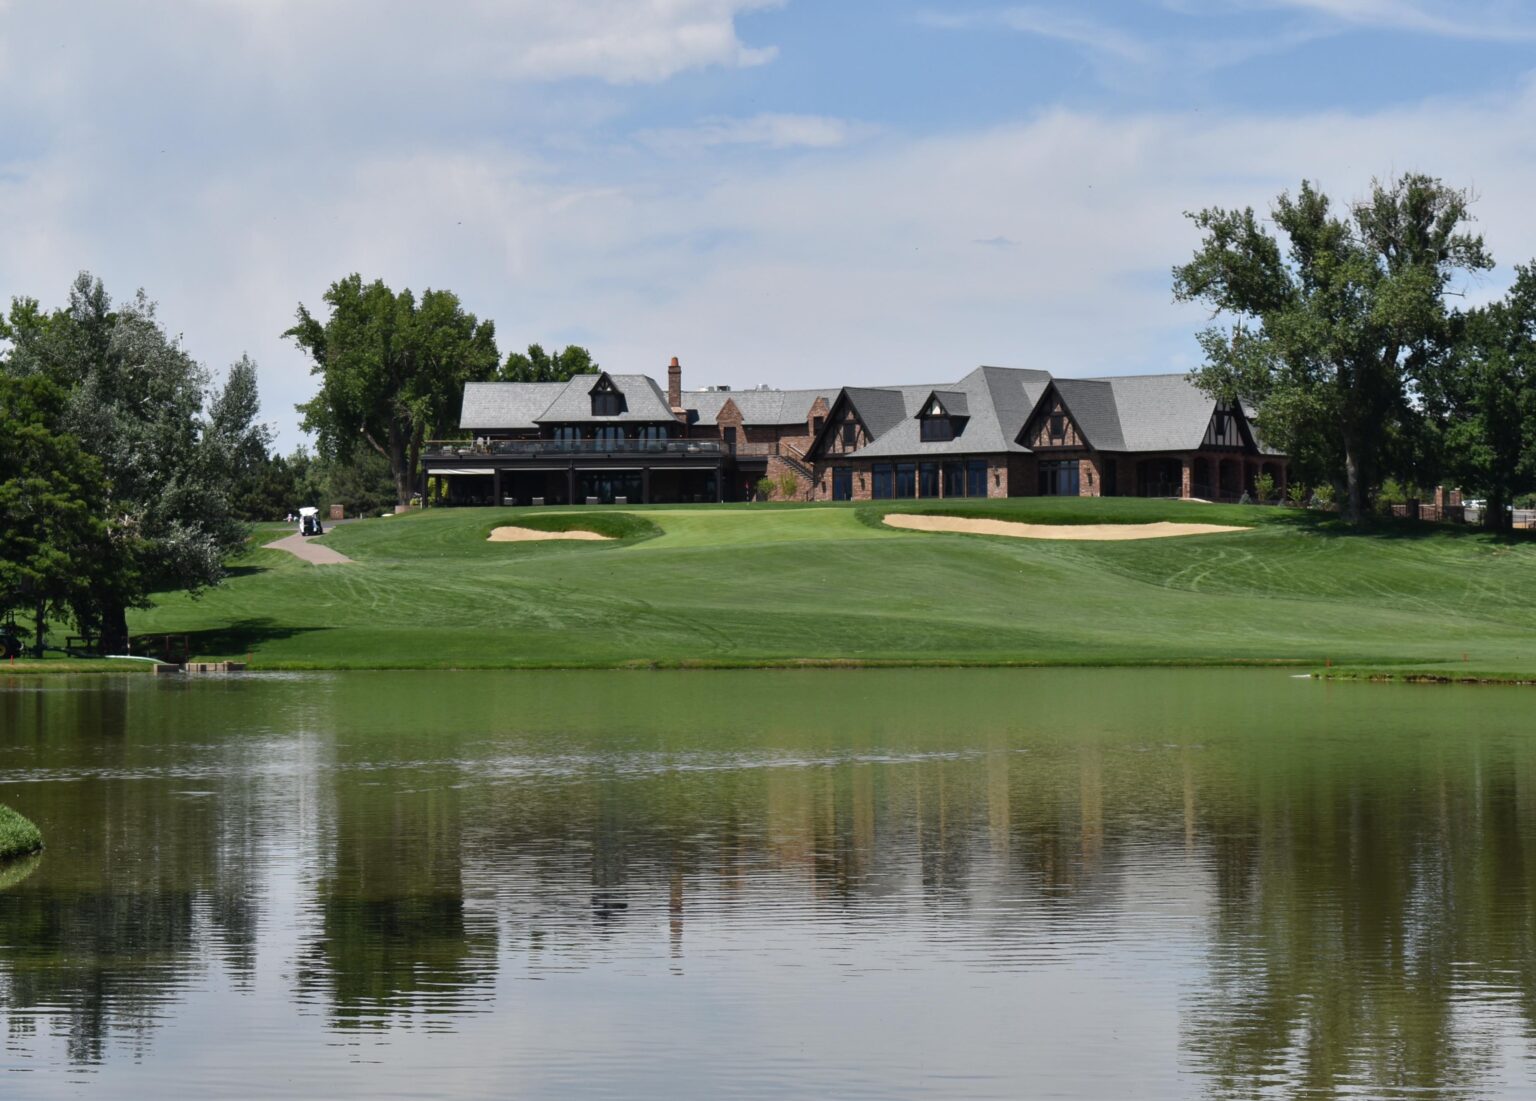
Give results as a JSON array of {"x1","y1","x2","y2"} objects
[{"x1": 426, "y1": 439, "x2": 728, "y2": 459}]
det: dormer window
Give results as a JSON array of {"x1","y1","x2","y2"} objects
[
  {"x1": 920, "y1": 417, "x2": 954, "y2": 442},
  {"x1": 590, "y1": 376, "x2": 624, "y2": 417},
  {"x1": 918, "y1": 394, "x2": 959, "y2": 442},
  {"x1": 1048, "y1": 413, "x2": 1066, "y2": 441}
]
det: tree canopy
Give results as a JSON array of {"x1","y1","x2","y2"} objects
[
  {"x1": 1173, "y1": 174, "x2": 1492, "y2": 522},
  {"x1": 289, "y1": 276, "x2": 500, "y2": 506},
  {"x1": 1, "y1": 273, "x2": 252, "y2": 651},
  {"x1": 497, "y1": 343, "x2": 597, "y2": 383},
  {"x1": 0, "y1": 374, "x2": 110, "y2": 655},
  {"x1": 1428, "y1": 265, "x2": 1536, "y2": 529}
]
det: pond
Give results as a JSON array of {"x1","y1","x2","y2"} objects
[{"x1": 1, "y1": 669, "x2": 1535, "y2": 1099}]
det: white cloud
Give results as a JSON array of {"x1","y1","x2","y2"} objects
[
  {"x1": 636, "y1": 113, "x2": 863, "y2": 151},
  {"x1": 4, "y1": 3, "x2": 1536, "y2": 445},
  {"x1": 919, "y1": 7, "x2": 1152, "y2": 64},
  {"x1": 1232, "y1": 0, "x2": 1536, "y2": 41},
  {"x1": 191, "y1": 0, "x2": 783, "y2": 84}
]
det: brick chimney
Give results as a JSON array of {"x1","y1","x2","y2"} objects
[{"x1": 667, "y1": 356, "x2": 683, "y2": 411}]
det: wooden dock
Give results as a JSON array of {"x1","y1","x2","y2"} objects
[{"x1": 153, "y1": 662, "x2": 247, "y2": 676}]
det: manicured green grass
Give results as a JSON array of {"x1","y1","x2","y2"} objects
[
  {"x1": 119, "y1": 497, "x2": 1536, "y2": 677},
  {"x1": 0, "y1": 658, "x2": 152, "y2": 675},
  {"x1": 0, "y1": 805, "x2": 42, "y2": 861}
]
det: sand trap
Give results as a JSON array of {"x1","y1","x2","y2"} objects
[
  {"x1": 488, "y1": 525, "x2": 613, "y2": 543},
  {"x1": 263, "y1": 533, "x2": 354, "y2": 564},
  {"x1": 883, "y1": 515, "x2": 1250, "y2": 541}
]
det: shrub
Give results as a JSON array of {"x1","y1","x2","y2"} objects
[
  {"x1": 1311, "y1": 483, "x2": 1336, "y2": 508},
  {"x1": 754, "y1": 477, "x2": 774, "y2": 502},
  {"x1": 1253, "y1": 472, "x2": 1276, "y2": 504},
  {"x1": 1238, "y1": 491, "x2": 1253, "y2": 505},
  {"x1": 1287, "y1": 483, "x2": 1308, "y2": 506},
  {"x1": 775, "y1": 471, "x2": 800, "y2": 501}
]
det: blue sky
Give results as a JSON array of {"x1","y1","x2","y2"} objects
[{"x1": 3, "y1": 0, "x2": 1536, "y2": 443}]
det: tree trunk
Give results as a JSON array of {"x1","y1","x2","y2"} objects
[
  {"x1": 388, "y1": 421, "x2": 411, "y2": 507},
  {"x1": 1485, "y1": 491, "x2": 1513, "y2": 533},
  {"x1": 407, "y1": 427, "x2": 424, "y2": 509},
  {"x1": 99, "y1": 601, "x2": 130, "y2": 655},
  {"x1": 1342, "y1": 444, "x2": 1368, "y2": 525},
  {"x1": 32, "y1": 600, "x2": 47, "y2": 659}
]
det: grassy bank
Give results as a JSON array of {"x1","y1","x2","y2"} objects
[
  {"x1": 89, "y1": 496, "x2": 1535, "y2": 678},
  {"x1": 1, "y1": 659, "x2": 152, "y2": 676},
  {"x1": 0, "y1": 805, "x2": 42, "y2": 861}
]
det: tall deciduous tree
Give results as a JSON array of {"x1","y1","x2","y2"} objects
[
  {"x1": 1, "y1": 273, "x2": 247, "y2": 652},
  {"x1": 289, "y1": 276, "x2": 499, "y2": 506},
  {"x1": 1173, "y1": 174, "x2": 1492, "y2": 523},
  {"x1": 0, "y1": 375, "x2": 110, "y2": 656},
  {"x1": 497, "y1": 343, "x2": 596, "y2": 383}
]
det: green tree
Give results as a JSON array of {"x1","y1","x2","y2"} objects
[
  {"x1": 289, "y1": 276, "x2": 499, "y2": 506},
  {"x1": 497, "y1": 343, "x2": 596, "y2": 383},
  {"x1": 208, "y1": 355, "x2": 276, "y2": 521},
  {"x1": 0, "y1": 375, "x2": 111, "y2": 655},
  {"x1": 1173, "y1": 174, "x2": 1492, "y2": 523},
  {"x1": 1, "y1": 274, "x2": 248, "y2": 652},
  {"x1": 1429, "y1": 265, "x2": 1536, "y2": 531}
]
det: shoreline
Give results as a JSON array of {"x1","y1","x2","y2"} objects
[{"x1": 4, "y1": 655, "x2": 1534, "y2": 684}]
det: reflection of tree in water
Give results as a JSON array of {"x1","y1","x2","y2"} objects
[
  {"x1": 299, "y1": 784, "x2": 496, "y2": 1027},
  {"x1": 0, "y1": 683, "x2": 263, "y2": 1065},
  {"x1": 1184, "y1": 751, "x2": 1536, "y2": 1099}
]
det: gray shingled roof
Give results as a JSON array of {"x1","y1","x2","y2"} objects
[
  {"x1": 1049, "y1": 379, "x2": 1126, "y2": 451},
  {"x1": 845, "y1": 367, "x2": 1052, "y2": 459},
  {"x1": 682, "y1": 387, "x2": 836, "y2": 425},
  {"x1": 1092, "y1": 374, "x2": 1219, "y2": 453},
  {"x1": 842, "y1": 387, "x2": 910, "y2": 440},
  {"x1": 460, "y1": 381, "x2": 569, "y2": 430},
  {"x1": 534, "y1": 373, "x2": 677, "y2": 423}
]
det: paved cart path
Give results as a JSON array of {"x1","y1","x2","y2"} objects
[{"x1": 263, "y1": 533, "x2": 354, "y2": 564}]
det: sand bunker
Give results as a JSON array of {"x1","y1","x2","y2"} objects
[
  {"x1": 488, "y1": 526, "x2": 613, "y2": 543},
  {"x1": 883, "y1": 515, "x2": 1250, "y2": 541}
]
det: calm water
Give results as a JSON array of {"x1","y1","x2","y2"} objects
[{"x1": 2, "y1": 669, "x2": 1536, "y2": 1099}]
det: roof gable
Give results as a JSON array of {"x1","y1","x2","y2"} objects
[
  {"x1": 920, "y1": 390, "x2": 969, "y2": 418},
  {"x1": 534, "y1": 372, "x2": 675, "y2": 423}
]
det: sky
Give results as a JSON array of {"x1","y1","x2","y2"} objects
[{"x1": 3, "y1": 0, "x2": 1536, "y2": 445}]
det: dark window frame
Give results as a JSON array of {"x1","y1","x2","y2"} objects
[
  {"x1": 1048, "y1": 413, "x2": 1066, "y2": 441},
  {"x1": 920, "y1": 417, "x2": 954, "y2": 442},
  {"x1": 871, "y1": 464, "x2": 894, "y2": 500},
  {"x1": 841, "y1": 421, "x2": 859, "y2": 448},
  {"x1": 942, "y1": 461, "x2": 964, "y2": 497},
  {"x1": 965, "y1": 460, "x2": 988, "y2": 498},
  {"x1": 1037, "y1": 460, "x2": 1080, "y2": 497},
  {"x1": 918, "y1": 462, "x2": 939, "y2": 498}
]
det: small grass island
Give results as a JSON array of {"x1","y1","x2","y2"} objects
[{"x1": 0, "y1": 805, "x2": 43, "y2": 861}]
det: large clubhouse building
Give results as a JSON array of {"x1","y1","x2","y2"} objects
[{"x1": 424, "y1": 358, "x2": 1287, "y2": 505}]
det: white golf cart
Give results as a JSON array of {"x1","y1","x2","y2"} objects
[{"x1": 297, "y1": 506, "x2": 325, "y2": 537}]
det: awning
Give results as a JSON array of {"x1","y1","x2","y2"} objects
[{"x1": 430, "y1": 468, "x2": 496, "y2": 475}]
